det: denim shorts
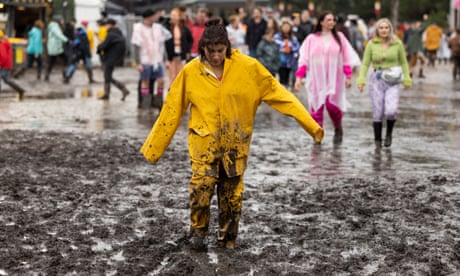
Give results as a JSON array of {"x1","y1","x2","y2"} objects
[{"x1": 140, "y1": 64, "x2": 164, "y2": 81}]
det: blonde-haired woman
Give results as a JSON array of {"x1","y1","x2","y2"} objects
[{"x1": 357, "y1": 18, "x2": 412, "y2": 148}]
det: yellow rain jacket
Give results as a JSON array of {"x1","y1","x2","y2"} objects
[
  {"x1": 424, "y1": 24, "x2": 443, "y2": 51},
  {"x1": 141, "y1": 49, "x2": 323, "y2": 177}
]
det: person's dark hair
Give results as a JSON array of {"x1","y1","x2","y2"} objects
[
  {"x1": 198, "y1": 18, "x2": 232, "y2": 60},
  {"x1": 314, "y1": 11, "x2": 342, "y2": 50},
  {"x1": 142, "y1": 8, "x2": 155, "y2": 18}
]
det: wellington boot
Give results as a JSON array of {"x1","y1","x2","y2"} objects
[
  {"x1": 418, "y1": 69, "x2": 426, "y2": 79},
  {"x1": 98, "y1": 84, "x2": 111, "y2": 100},
  {"x1": 189, "y1": 229, "x2": 208, "y2": 251},
  {"x1": 113, "y1": 80, "x2": 130, "y2": 101},
  {"x1": 384, "y1": 120, "x2": 395, "y2": 147},
  {"x1": 4, "y1": 78, "x2": 25, "y2": 100},
  {"x1": 333, "y1": 126, "x2": 343, "y2": 144},
  {"x1": 373, "y1": 122, "x2": 383, "y2": 147},
  {"x1": 86, "y1": 68, "x2": 97, "y2": 83}
]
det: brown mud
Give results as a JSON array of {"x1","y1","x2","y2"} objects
[{"x1": 1, "y1": 128, "x2": 459, "y2": 275}]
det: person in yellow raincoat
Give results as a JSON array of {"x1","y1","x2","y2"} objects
[
  {"x1": 140, "y1": 19, "x2": 323, "y2": 251},
  {"x1": 424, "y1": 22, "x2": 443, "y2": 67}
]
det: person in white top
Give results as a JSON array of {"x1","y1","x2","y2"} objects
[
  {"x1": 226, "y1": 15, "x2": 247, "y2": 54},
  {"x1": 131, "y1": 8, "x2": 171, "y2": 109}
]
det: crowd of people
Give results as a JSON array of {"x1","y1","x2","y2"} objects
[
  {"x1": 0, "y1": 7, "x2": 457, "y2": 143},
  {"x1": 1, "y1": 5, "x2": 458, "y2": 252}
]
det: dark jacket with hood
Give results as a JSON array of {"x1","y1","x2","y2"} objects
[{"x1": 97, "y1": 27, "x2": 126, "y2": 67}]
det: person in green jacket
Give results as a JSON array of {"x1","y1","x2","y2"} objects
[
  {"x1": 140, "y1": 19, "x2": 323, "y2": 251},
  {"x1": 357, "y1": 18, "x2": 412, "y2": 148}
]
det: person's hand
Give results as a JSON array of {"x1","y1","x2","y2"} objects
[
  {"x1": 358, "y1": 84, "x2": 365, "y2": 93},
  {"x1": 137, "y1": 65, "x2": 143, "y2": 73},
  {"x1": 294, "y1": 78, "x2": 303, "y2": 91},
  {"x1": 345, "y1": 78, "x2": 352, "y2": 88},
  {"x1": 314, "y1": 128, "x2": 324, "y2": 143}
]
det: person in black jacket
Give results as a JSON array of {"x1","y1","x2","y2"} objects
[
  {"x1": 164, "y1": 7, "x2": 193, "y2": 82},
  {"x1": 245, "y1": 7, "x2": 267, "y2": 58},
  {"x1": 96, "y1": 18, "x2": 129, "y2": 100}
]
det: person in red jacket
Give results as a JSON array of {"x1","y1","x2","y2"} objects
[{"x1": 0, "y1": 30, "x2": 25, "y2": 100}]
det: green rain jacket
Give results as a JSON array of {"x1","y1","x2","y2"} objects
[{"x1": 141, "y1": 49, "x2": 323, "y2": 177}]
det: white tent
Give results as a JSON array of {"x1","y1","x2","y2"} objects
[{"x1": 74, "y1": 0, "x2": 104, "y2": 64}]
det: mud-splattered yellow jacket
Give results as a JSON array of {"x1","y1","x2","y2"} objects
[{"x1": 141, "y1": 49, "x2": 323, "y2": 177}]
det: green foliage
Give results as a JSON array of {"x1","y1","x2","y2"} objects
[{"x1": 51, "y1": 0, "x2": 75, "y2": 22}]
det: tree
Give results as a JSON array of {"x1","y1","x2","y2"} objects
[{"x1": 390, "y1": 0, "x2": 399, "y2": 28}]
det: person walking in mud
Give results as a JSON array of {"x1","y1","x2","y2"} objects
[
  {"x1": 357, "y1": 18, "x2": 412, "y2": 148},
  {"x1": 44, "y1": 15, "x2": 68, "y2": 82},
  {"x1": 294, "y1": 11, "x2": 360, "y2": 144},
  {"x1": 131, "y1": 8, "x2": 171, "y2": 109},
  {"x1": 63, "y1": 25, "x2": 95, "y2": 84},
  {"x1": 25, "y1": 19, "x2": 44, "y2": 80},
  {"x1": 96, "y1": 18, "x2": 129, "y2": 101},
  {"x1": 0, "y1": 30, "x2": 25, "y2": 100},
  {"x1": 140, "y1": 19, "x2": 323, "y2": 251}
]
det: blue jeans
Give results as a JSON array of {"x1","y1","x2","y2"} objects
[{"x1": 65, "y1": 56, "x2": 92, "y2": 78}]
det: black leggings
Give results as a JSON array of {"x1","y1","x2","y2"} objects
[
  {"x1": 46, "y1": 53, "x2": 68, "y2": 75},
  {"x1": 278, "y1": 67, "x2": 291, "y2": 86}
]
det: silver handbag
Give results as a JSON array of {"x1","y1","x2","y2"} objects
[{"x1": 380, "y1": 66, "x2": 404, "y2": 84}]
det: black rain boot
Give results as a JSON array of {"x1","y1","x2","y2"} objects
[
  {"x1": 137, "y1": 79, "x2": 143, "y2": 108},
  {"x1": 4, "y1": 78, "x2": 25, "y2": 100},
  {"x1": 418, "y1": 68, "x2": 426, "y2": 78},
  {"x1": 112, "y1": 80, "x2": 130, "y2": 101},
  {"x1": 373, "y1": 122, "x2": 383, "y2": 148},
  {"x1": 13, "y1": 67, "x2": 26, "y2": 79},
  {"x1": 333, "y1": 126, "x2": 343, "y2": 144},
  {"x1": 98, "y1": 83, "x2": 111, "y2": 100},
  {"x1": 384, "y1": 120, "x2": 395, "y2": 147},
  {"x1": 86, "y1": 68, "x2": 95, "y2": 83},
  {"x1": 189, "y1": 228, "x2": 208, "y2": 251}
]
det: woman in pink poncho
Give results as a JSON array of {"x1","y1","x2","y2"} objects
[{"x1": 294, "y1": 11, "x2": 360, "y2": 144}]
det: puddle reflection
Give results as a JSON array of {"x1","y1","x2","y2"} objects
[
  {"x1": 308, "y1": 143, "x2": 343, "y2": 176},
  {"x1": 372, "y1": 148, "x2": 393, "y2": 172}
]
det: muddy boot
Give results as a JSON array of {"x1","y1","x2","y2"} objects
[
  {"x1": 13, "y1": 67, "x2": 26, "y2": 79},
  {"x1": 418, "y1": 68, "x2": 426, "y2": 78},
  {"x1": 373, "y1": 122, "x2": 383, "y2": 148},
  {"x1": 37, "y1": 70, "x2": 41, "y2": 80},
  {"x1": 217, "y1": 212, "x2": 240, "y2": 249},
  {"x1": 333, "y1": 126, "x2": 343, "y2": 144},
  {"x1": 384, "y1": 120, "x2": 395, "y2": 147},
  {"x1": 5, "y1": 78, "x2": 25, "y2": 100},
  {"x1": 98, "y1": 83, "x2": 111, "y2": 100},
  {"x1": 86, "y1": 68, "x2": 96, "y2": 84},
  {"x1": 189, "y1": 228, "x2": 208, "y2": 251},
  {"x1": 113, "y1": 80, "x2": 130, "y2": 101},
  {"x1": 137, "y1": 80, "x2": 143, "y2": 108},
  {"x1": 44, "y1": 73, "x2": 49, "y2": 82}
]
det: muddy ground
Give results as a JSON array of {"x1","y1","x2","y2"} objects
[
  {"x1": 1, "y1": 64, "x2": 460, "y2": 275},
  {"x1": 1, "y1": 127, "x2": 460, "y2": 275}
]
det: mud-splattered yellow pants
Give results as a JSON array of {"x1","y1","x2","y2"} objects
[{"x1": 189, "y1": 162, "x2": 244, "y2": 243}]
